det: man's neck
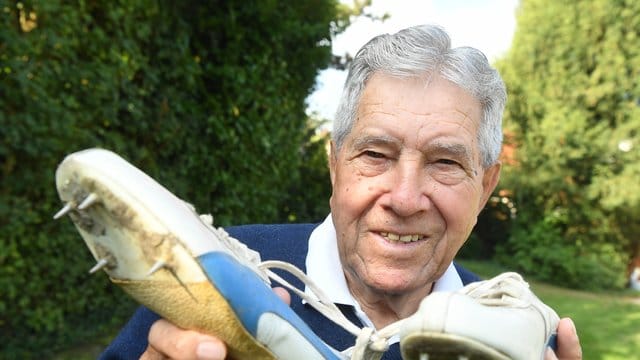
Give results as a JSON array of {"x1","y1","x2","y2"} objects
[{"x1": 344, "y1": 273, "x2": 434, "y2": 329}]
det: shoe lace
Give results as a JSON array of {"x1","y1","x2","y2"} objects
[
  {"x1": 200, "y1": 217, "x2": 399, "y2": 359},
  {"x1": 460, "y1": 272, "x2": 558, "y2": 344},
  {"x1": 458, "y1": 272, "x2": 531, "y2": 308},
  {"x1": 200, "y1": 214, "x2": 270, "y2": 282},
  {"x1": 259, "y1": 260, "x2": 401, "y2": 360}
]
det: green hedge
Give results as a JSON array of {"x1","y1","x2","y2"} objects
[
  {"x1": 1, "y1": 1, "x2": 335, "y2": 356},
  {"x1": 493, "y1": 0, "x2": 640, "y2": 291},
  {"x1": 495, "y1": 210, "x2": 628, "y2": 291}
]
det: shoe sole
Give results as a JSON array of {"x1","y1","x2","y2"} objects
[
  {"x1": 401, "y1": 332, "x2": 510, "y2": 360},
  {"x1": 55, "y1": 149, "x2": 338, "y2": 360}
]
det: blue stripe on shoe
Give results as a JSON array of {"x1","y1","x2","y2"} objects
[
  {"x1": 547, "y1": 333, "x2": 558, "y2": 351},
  {"x1": 197, "y1": 252, "x2": 340, "y2": 359}
]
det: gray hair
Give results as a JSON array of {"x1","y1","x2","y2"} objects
[{"x1": 332, "y1": 24, "x2": 506, "y2": 168}]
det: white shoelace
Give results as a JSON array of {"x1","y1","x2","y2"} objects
[
  {"x1": 200, "y1": 219, "x2": 398, "y2": 359},
  {"x1": 459, "y1": 272, "x2": 556, "y2": 343},
  {"x1": 459, "y1": 272, "x2": 533, "y2": 307},
  {"x1": 259, "y1": 260, "x2": 402, "y2": 360}
]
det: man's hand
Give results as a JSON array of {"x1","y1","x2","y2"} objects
[
  {"x1": 140, "y1": 287, "x2": 291, "y2": 360},
  {"x1": 141, "y1": 320, "x2": 227, "y2": 360},
  {"x1": 545, "y1": 318, "x2": 583, "y2": 360}
]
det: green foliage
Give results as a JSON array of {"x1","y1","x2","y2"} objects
[
  {"x1": 495, "y1": 212, "x2": 627, "y2": 290},
  {"x1": 282, "y1": 119, "x2": 332, "y2": 223},
  {"x1": 1, "y1": 0, "x2": 337, "y2": 356},
  {"x1": 495, "y1": 0, "x2": 640, "y2": 290},
  {"x1": 460, "y1": 192, "x2": 513, "y2": 260}
]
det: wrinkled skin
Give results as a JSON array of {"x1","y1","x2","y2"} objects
[{"x1": 329, "y1": 73, "x2": 500, "y2": 327}]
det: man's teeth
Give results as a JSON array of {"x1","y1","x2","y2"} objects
[{"x1": 380, "y1": 232, "x2": 424, "y2": 243}]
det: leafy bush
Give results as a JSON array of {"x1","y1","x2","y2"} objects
[
  {"x1": 494, "y1": 0, "x2": 640, "y2": 290},
  {"x1": 1, "y1": 0, "x2": 336, "y2": 356},
  {"x1": 460, "y1": 190, "x2": 514, "y2": 260},
  {"x1": 495, "y1": 212, "x2": 627, "y2": 290},
  {"x1": 282, "y1": 119, "x2": 332, "y2": 223}
]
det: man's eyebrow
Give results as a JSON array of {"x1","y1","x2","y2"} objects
[
  {"x1": 428, "y1": 142, "x2": 473, "y2": 161},
  {"x1": 350, "y1": 134, "x2": 399, "y2": 149},
  {"x1": 349, "y1": 136, "x2": 477, "y2": 164}
]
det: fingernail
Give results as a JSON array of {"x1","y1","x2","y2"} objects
[{"x1": 197, "y1": 341, "x2": 226, "y2": 360}]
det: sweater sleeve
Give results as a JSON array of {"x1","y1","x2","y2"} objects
[{"x1": 99, "y1": 306, "x2": 160, "y2": 360}]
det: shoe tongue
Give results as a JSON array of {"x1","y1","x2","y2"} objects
[{"x1": 461, "y1": 273, "x2": 532, "y2": 305}]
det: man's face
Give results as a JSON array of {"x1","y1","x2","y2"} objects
[{"x1": 329, "y1": 73, "x2": 500, "y2": 296}]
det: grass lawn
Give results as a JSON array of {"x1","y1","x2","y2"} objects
[
  {"x1": 460, "y1": 259, "x2": 640, "y2": 360},
  {"x1": 54, "y1": 260, "x2": 640, "y2": 359}
]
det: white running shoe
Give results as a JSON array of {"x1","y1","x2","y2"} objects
[
  {"x1": 54, "y1": 148, "x2": 395, "y2": 360},
  {"x1": 400, "y1": 272, "x2": 559, "y2": 360}
]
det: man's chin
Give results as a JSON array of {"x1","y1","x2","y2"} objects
[{"x1": 364, "y1": 275, "x2": 427, "y2": 296}]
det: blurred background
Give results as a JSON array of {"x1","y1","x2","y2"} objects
[{"x1": 1, "y1": 0, "x2": 639, "y2": 358}]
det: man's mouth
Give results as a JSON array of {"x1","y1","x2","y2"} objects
[{"x1": 379, "y1": 232, "x2": 425, "y2": 244}]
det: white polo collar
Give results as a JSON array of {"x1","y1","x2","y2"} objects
[{"x1": 304, "y1": 214, "x2": 464, "y2": 329}]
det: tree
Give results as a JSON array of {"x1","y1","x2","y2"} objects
[
  {"x1": 0, "y1": 0, "x2": 340, "y2": 356},
  {"x1": 494, "y1": 0, "x2": 640, "y2": 290}
]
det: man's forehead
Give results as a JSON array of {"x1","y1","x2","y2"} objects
[
  {"x1": 344, "y1": 113, "x2": 482, "y2": 165},
  {"x1": 357, "y1": 74, "x2": 481, "y2": 118}
]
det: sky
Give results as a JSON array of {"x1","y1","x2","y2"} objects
[{"x1": 306, "y1": 0, "x2": 520, "y2": 121}]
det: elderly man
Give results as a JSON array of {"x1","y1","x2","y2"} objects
[{"x1": 98, "y1": 25, "x2": 582, "y2": 360}]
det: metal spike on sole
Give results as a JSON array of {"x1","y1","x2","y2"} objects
[
  {"x1": 53, "y1": 202, "x2": 75, "y2": 220},
  {"x1": 146, "y1": 260, "x2": 167, "y2": 277},
  {"x1": 77, "y1": 193, "x2": 99, "y2": 210},
  {"x1": 89, "y1": 258, "x2": 110, "y2": 274}
]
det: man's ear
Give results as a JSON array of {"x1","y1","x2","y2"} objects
[
  {"x1": 478, "y1": 162, "x2": 501, "y2": 213},
  {"x1": 328, "y1": 141, "x2": 337, "y2": 187}
]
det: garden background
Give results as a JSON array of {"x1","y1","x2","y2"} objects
[{"x1": 1, "y1": 0, "x2": 639, "y2": 358}]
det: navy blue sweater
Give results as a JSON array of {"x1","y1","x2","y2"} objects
[{"x1": 100, "y1": 223, "x2": 480, "y2": 359}]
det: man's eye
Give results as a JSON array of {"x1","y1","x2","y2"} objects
[
  {"x1": 364, "y1": 150, "x2": 386, "y2": 159},
  {"x1": 437, "y1": 159, "x2": 460, "y2": 166},
  {"x1": 430, "y1": 159, "x2": 469, "y2": 185}
]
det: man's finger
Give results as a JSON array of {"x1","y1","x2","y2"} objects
[
  {"x1": 140, "y1": 344, "x2": 165, "y2": 360},
  {"x1": 141, "y1": 287, "x2": 289, "y2": 360},
  {"x1": 544, "y1": 347, "x2": 559, "y2": 360},
  {"x1": 146, "y1": 319, "x2": 227, "y2": 360},
  {"x1": 272, "y1": 286, "x2": 291, "y2": 305},
  {"x1": 555, "y1": 317, "x2": 582, "y2": 360}
]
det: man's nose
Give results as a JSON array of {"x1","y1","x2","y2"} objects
[{"x1": 383, "y1": 162, "x2": 431, "y2": 217}]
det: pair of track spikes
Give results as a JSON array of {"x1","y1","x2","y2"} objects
[{"x1": 55, "y1": 148, "x2": 559, "y2": 360}]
